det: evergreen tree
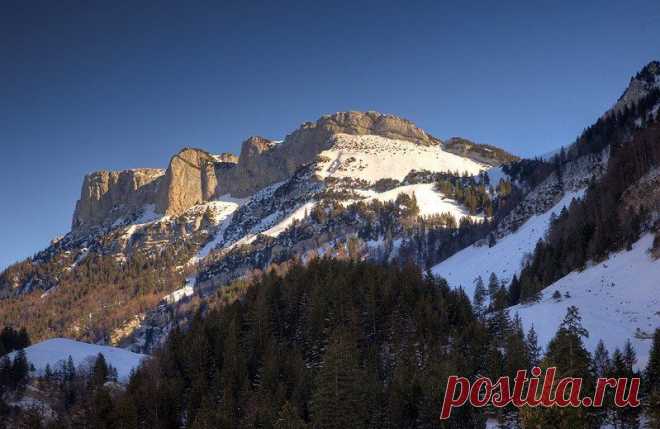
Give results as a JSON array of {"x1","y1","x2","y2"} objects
[
  {"x1": 646, "y1": 329, "x2": 660, "y2": 428},
  {"x1": 312, "y1": 331, "x2": 366, "y2": 429},
  {"x1": 508, "y1": 274, "x2": 521, "y2": 306},
  {"x1": 526, "y1": 325, "x2": 542, "y2": 368},
  {"x1": 11, "y1": 348, "x2": 30, "y2": 392},
  {"x1": 487, "y1": 272, "x2": 499, "y2": 303},
  {"x1": 593, "y1": 340, "x2": 611, "y2": 378},
  {"x1": 504, "y1": 315, "x2": 530, "y2": 378},
  {"x1": 472, "y1": 276, "x2": 487, "y2": 319},
  {"x1": 610, "y1": 345, "x2": 640, "y2": 429},
  {"x1": 521, "y1": 307, "x2": 594, "y2": 427},
  {"x1": 91, "y1": 353, "x2": 109, "y2": 387},
  {"x1": 622, "y1": 339, "x2": 637, "y2": 373}
]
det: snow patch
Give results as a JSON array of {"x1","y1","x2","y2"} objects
[
  {"x1": 9, "y1": 338, "x2": 146, "y2": 381},
  {"x1": 511, "y1": 233, "x2": 660, "y2": 370},
  {"x1": 316, "y1": 134, "x2": 488, "y2": 183},
  {"x1": 431, "y1": 189, "x2": 585, "y2": 298},
  {"x1": 358, "y1": 183, "x2": 482, "y2": 221},
  {"x1": 262, "y1": 202, "x2": 316, "y2": 237}
]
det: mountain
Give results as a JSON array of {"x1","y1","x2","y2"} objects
[
  {"x1": 0, "y1": 110, "x2": 515, "y2": 351},
  {"x1": 1, "y1": 62, "x2": 659, "y2": 362},
  {"x1": 2, "y1": 61, "x2": 660, "y2": 428},
  {"x1": 610, "y1": 60, "x2": 660, "y2": 116},
  {"x1": 432, "y1": 61, "x2": 660, "y2": 367}
]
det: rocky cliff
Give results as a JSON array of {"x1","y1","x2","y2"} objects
[
  {"x1": 72, "y1": 111, "x2": 515, "y2": 231},
  {"x1": 156, "y1": 148, "x2": 219, "y2": 216},
  {"x1": 216, "y1": 111, "x2": 445, "y2": 197},
  {"x1": 72, "y1": 168, "x2": 164, "y2": 231}
]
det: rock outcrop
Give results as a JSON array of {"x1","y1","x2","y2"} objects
[
  {"x1": 213, "y1": 152, "x2": 239, "y2": 164},
  {"x1": 216, "y1": 111, "x2": 445, "y2": 197},
  {"x1": 609, "y1": 60, "x2": 660, "y2": 116},
  {"x1": 443, "y1": 137, "x2": 519, "y2": 166},
  {"x1": 72, "y1": 111, "x2": 516, "y2": 230},
  {"x1": 72, "y1": 168, "x2": 164, "y2": 231},
  {"x1": 156, "y1": 148, "x2": 219, "y2": 216}
]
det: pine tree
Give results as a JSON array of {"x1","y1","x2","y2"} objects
[
  {"x1": 559, "y1": 305, "x2": 589, "y2": 338},
  {"x1": 487, "y1": 272, "x2": 499, "y2": 303},
  {"x1": 508, "y1": 274, "x2": 521, "y2": 306},
  {"x1": 11, "y1": 348, "x2": 29, "y2": 392},
  {"x1": 526, "y1": 325, "x2": 542, "y2": 368},
  {"x1": 488, "y1": 286, "x2": 511, "y2": 346},
  {"x1": 593, "y1": 340, "x2": 611, "y2": 378},
  {"x1": 622, "y1": 339, "x2": 637, "y2": 373},
  {"x1": 312, "y1": 331, "x2": 366, "y2": 429},
  {"x1": 91, "y1": 353, "x2": 109, "y2": 387},
  {"x1": 472, "y1": 276, "x2": 487, "y2": 319},
  {"x1": 646, "y1": 329, "x2": 660, "y2": 429},
  {"x1": 504, "y1": 315, "x2": 530, "y2": 378},
  {"x1": 610, "y1": 346, "x2": 640, "y2": 428},
  {"x1": 521, "y1": 307, "x2": 594, "y2": 427}
]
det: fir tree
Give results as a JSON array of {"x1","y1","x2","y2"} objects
[
  {"x1": 593, "y1": 340, "x2": 611, "y2": 378},
  {"x1": 508, "y1": 274, "x2": 521, "y2": 306},
  {"x1": 526, "y1": 325, "x2": 542, "y2": 368},
  {"x1": 472, "y1": 276, "x2": 487, "y2": 319},
  {"x1": 312, "y1": 331, "x2": 366, "y2": 429},
  {"x1": 646, "y1": 329, "x2": 660, "y2": 429},
  {"x1": 487, "y1": 272, "x2": 499, "y2": 303},
  {"x1": 521, "y1": 307, "x2": 594, "y2": 427}
]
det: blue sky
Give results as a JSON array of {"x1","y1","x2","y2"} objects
[{"x1": 1, "y1": 0, "x2": 659, "y2": 270}]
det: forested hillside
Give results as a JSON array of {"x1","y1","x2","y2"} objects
[{"x1": 3, "y1": 260, "x2": 657, "y2": 428}]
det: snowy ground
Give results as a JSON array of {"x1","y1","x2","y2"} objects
[
  {"x1": 9, "y1": 338, "x2": 146, "y2": 381},
  {"x1": 511, "y1": 233, "x2": 660, "y2": 370},
  {"x1": 316, "y1": 133, "x2": 488, "y2": 182},
  {"x1": 431, "y1": 190, "x2": 584, "y2": 299},
  {"x1": 262, "y1": 202, "x2": 317, "y2": 237},
  {"x1": 162, "y1": 276, "x2": 195, "y2": 304},
  {"x1": 357, "y1": 183, "x2": 482, "y2": 221},
  {"x1": 188, "y1": 195, "x2": 247, "y2": 263}
]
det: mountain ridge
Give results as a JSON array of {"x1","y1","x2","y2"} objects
[
  {"x1": 1, "y1": 61, "x2": 658, "y2": 357},
  {"x1": 71, "y1": 111, "x2": 516, "y2": 232}
]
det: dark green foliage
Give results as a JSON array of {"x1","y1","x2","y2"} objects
[
  {"x1": 521, "y1": 307, "x2": 596, "y2": 427},
  {"x1": 516, "y1": 122, "x2": 660, "y2": 299},
  {"x1": 106, "y1": 259, "x2": 489, "y2": 428},
  {"x1": 647, "y1": 329, "x2": 660, "y2": 428},
  {"x1": 0, "y1": 326, "x2": 30, "y2": 357}
]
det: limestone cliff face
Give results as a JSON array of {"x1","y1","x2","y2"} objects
[
  {"x1": 72, "y1": 111, "x2": 486, "y2": 229},
  {"x1": 156, "y1": 148, "x2": 219, "y2": 216},
  {"x1": 72, "y1": 168, "x2": 164, "y2": 230},
  {"x1": 215, "y1": 136, "x2": 284, "y2": 197},
  {"x1": 72, "y1": 148, "x2": 226, "y2": 231},
  {"x1": 217, "y1": 111, "x2": 443, "y2": 197}
]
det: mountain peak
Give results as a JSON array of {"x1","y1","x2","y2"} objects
[
  {"x1": 290, "y1": 111, "x2": 441, "y2": 147},
  {"x1": 610, "y1": 59, "x2": 660, "y2": 116}
]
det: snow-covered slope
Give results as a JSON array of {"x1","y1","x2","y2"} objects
[
  {"x1": 510, "y1": 234, "x2": 660, "y2": 370},
  {"x1": 431, "y1": 190, "x2": 584, "y2": 298},
  {"x1": 189, "y1": 196, "x2": 246, "y2": 263},
  {"x1": 10, "y1": 338, "x2": 146, "y2": 381},
  {"x1": 357, "y1": 183, "x2": 482, "y2": 221},
  {"x1": 316, "y1": 134, "x2": 488, "y2": 182},
  {"x1": 262, "y1": 201, "x2": 317, "y2": 237}
]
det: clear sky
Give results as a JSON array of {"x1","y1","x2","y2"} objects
[{"x1": 1, "y1": 0, "x2": 659, "y2": 270}]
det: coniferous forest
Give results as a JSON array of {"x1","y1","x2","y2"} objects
[{"x1": 2, "y1": 259, "x2": 659, "y2": 428}]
